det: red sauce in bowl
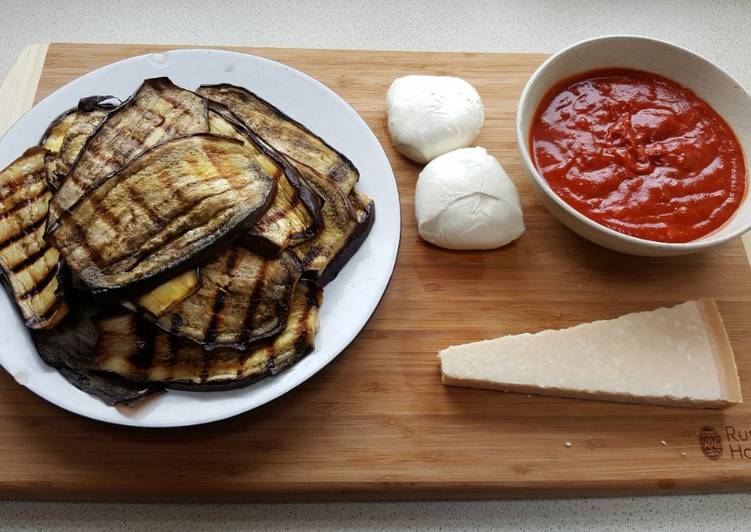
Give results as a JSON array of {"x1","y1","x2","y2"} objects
[{"x1": 530, "y1": 68, "x2": 746, "y2": 243}]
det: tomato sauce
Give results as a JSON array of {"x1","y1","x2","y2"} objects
[{"x1": 530, "y1": 68, "x2": 746, "y2": 243}]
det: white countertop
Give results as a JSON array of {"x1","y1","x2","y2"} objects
[{"x1": 2, "y1": 0, "x2": 751, "y2": 529}]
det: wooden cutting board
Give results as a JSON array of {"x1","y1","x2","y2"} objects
[{"x1": 1, "y1": 43, "x2": 751, "y2": 501}]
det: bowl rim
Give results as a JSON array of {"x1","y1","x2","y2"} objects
[{"x1": 515, "y1": 34, "x2": 751, "y2": 251}]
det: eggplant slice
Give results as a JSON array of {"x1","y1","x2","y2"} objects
[
  {"x1": 32, "y1": 299, "x2": 160, "y2": 406},
  {"x1": 48, "y1": 134, "x2": 277, "y2": 295},
  {"x1": 40, "y1": 95, "x2": 120, "y2": 190},
  {"x1": 133, "y1": 269, "x2": 200, "y2": 318},
  {"x1": 289, "y1": 162, "x2": 376, "y2": 285},
  {"x1": 155, "y1": 247, "x2": 303, "y2": 349},
  {"x1": 48, "y1": 78, "x2": 209, "y2": 226},
  {"x1": 198, "y1": 84, "x2": 359, "y2": 194},
  {"x1": 93, "y1": 280, "x2": 322, "y2": 389},
  {"x1": 315, "y1": 187, "x2": 376, "y2": 286},
  {"x1": 40, "y1": 109, "x2": 80, "y2": 154},
  {"x1": 0, "y1": 147, "x2": 68, "y2": 328},
  {"x1": 207, "y1": 104, "x2": 321, "y2": 256}
]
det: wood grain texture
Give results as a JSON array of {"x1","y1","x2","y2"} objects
[
  {"x1": 1, "y1": 43, "x2": 751, "y2": 501},
  {"x1": 0, "y1": 44, "x2": 48, "y2": 136}
]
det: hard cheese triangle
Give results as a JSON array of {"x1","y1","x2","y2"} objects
[{"x1": 439, "y1": 300, "x2": 742, "y2": 408}]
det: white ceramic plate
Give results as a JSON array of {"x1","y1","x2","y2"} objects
[{"x1": 0, "y1": 49, "x2": 400, "y2": 427}]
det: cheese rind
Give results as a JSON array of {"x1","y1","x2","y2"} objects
[{"x1": 439, "y1": 300, "x2": 742, "y2": 408}]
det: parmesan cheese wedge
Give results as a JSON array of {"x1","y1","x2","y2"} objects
[{"x1": 439, "y1": 300, "x2": 742, "y2": 408}]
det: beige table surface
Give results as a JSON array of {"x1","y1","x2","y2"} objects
[{"x1": 1, "y1": 0, "x2": 751, "y2": 530}]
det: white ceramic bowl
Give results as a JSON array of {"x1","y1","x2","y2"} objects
[{"x1": 516, "y1": 35, "x2": 751, "y2": 256}]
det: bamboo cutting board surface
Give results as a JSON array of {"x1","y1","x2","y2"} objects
[{"x1": 0, "y1": 43, "x2": 751, "y2": 501}]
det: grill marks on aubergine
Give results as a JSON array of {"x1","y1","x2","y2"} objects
[
  {"x1": 154, "y1": 247, "x2": 303, "y2": 350},
  {"x1": 195, "y1": 85, "x2": 374, "y2": 285},
  {"x1": 0, "y1": 147, "x2": 68, "y2": 329},
  {"x1": 206, "y1": 103, "x2": 322, "y2": 257},
  {"x1": 92, "y1": 281, "x2": 322, "y2": 389},
  {"x1": 39, "y1": 95, "x2": 119, "y2": 190},
  {"x1": 31, "y1": 298, "x2": 157, "y2": 406},
  {"x1": 47, "y1": 77, "x2": 209, "y2": 227},
  {"x1": 47, "y1": 134, "x2": 277, "y2": 295},
  {"x1": 197, "y1": 83, "x2": 359, "y2": 195}
]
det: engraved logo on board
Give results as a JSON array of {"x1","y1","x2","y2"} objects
[{"x1": 699, "y1": 426, "x2": 723, "y2": 461}]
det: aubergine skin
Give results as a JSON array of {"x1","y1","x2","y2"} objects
[
  {"x1": 198, "y1": 85, "x2": 375, "y2": 284},
  {"x1": 40, "y1": 95, "x2": 120, "y2": 190},
  {"x1": 92, "y1": 281, "x2": 322, "y2": 390},
  {"x1": 207, "y1": 104, "x2": 322, "y2": 256},
  {"x1": 313, "y1": 188, "x2": 375, "y2": 287},
  {"x1": 0, "y1": 147, "x2": 68, "y2": 329},
  {"x1": 155, "y1": 247, "x2": 302, "y2": 349},
  {"x1": 288, "y1": 161, "x2": 375, "y2": 285},
  {"x1": 48, "y1": 134, "x2": 277, "y2": 296},
  {"x1": 197, "y1": 84, "x2": 359, "y2": 194},
  {"x1": 32, "y1": 298, "x2": 160, "y2": 406},
  {"x1": 48, "y1": 78, "x2": 209, "y2": 226}
]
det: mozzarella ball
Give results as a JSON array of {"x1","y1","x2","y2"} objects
[
  {"x1": 415, "y1": 147, "x2": 525, "y2": 250},
  {"x1": 386, "y1": 75, "x2": 484, "y2": 164}
]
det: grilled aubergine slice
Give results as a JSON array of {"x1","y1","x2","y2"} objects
[
  {"x1": 198, "y1": 84, "x2": 359, "y2": 194},
  {"x1": 155, "y1": 247, "x2": 303, "y2": 349},
  {"x1": 92, "y1": 281, "x2": 322, "y2": 390},
  {"x1": 0, "y1": 147, "x2": 68, "y2": 328},
  {"x1": 131, "y1": 269, "x2": 200, "y2": 318},
  {"x1": 40, "y1": 108, "x2": 83, "y2": 154},
  {"x1": 317, "y1": 187, "x2": 376, "y2": 286},
  {"x1": 32, "y1": 299, "x2": 160, "y2": 406},
  {"x1": 207, "y1": 104, "x2": 322, "y2": 256},
  {"x1": 48, "y1": 78, "x2": 209, "y2": 226},
  {"x1": 290, "y1": 162, "x2": 376, "y2": 285},
  {"x1": 48, "y1": 134, "x2": 277, "y2": 295},
  {"x1": 40, "y1": 95, "x2": 120, "y2": 190},
  {"x1": 39, "y1": 95, "x2": 117, "y2": 154}
]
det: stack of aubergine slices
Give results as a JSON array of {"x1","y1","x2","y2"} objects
[{"x1": 0, "y1": 78, "x2": 374, "y2": 406}]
